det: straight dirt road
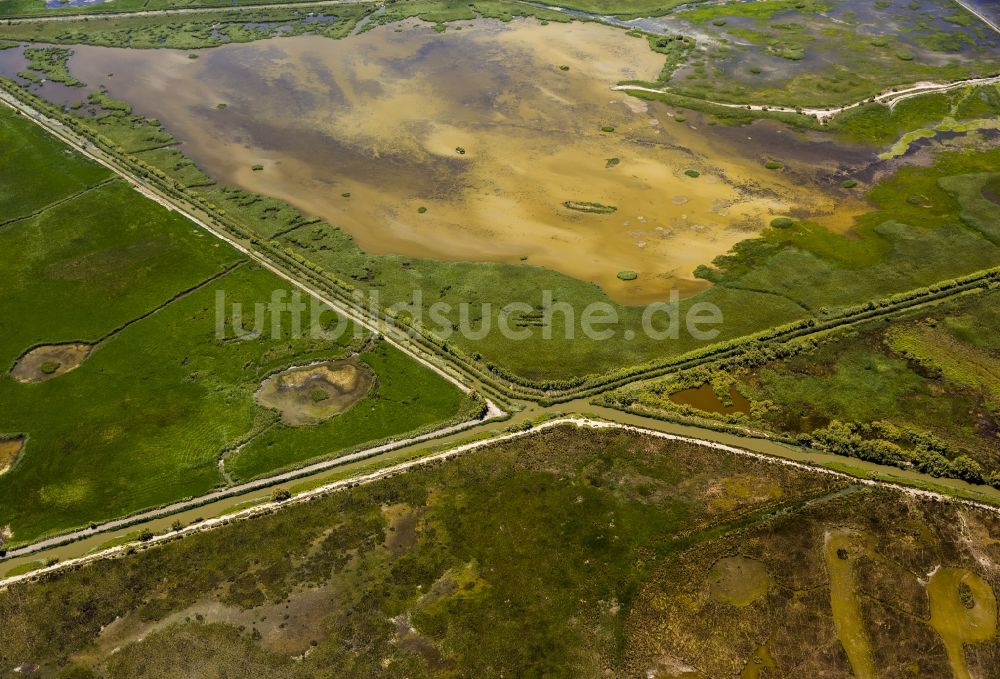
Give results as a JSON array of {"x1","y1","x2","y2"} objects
[{"x1": 0, "y1": 0, "x2": 374, "y2": 22}]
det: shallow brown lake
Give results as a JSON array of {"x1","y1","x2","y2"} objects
[{"x1": 67, "y1": 19, "x2": 864, "y2": 303}]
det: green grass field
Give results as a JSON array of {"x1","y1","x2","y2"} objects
[
  {"x1": 0, "y1": 105, "x2": 469, "y2": 546},
  {"x1": 0, "y1": 108, "x2": 110, "y2": 222}
]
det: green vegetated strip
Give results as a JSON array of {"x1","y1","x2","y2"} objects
[
  {"x1": 0, "y1": 101, "x2": 472, "y2": 546},
  {"x1": 0, "y1": 426, "x2": 852, "y2": 676},
  {"x1": 0, "y1": 0, "x2": 362, "y2": 18},
  {"x1": 0, "y1": 3, "x2": 375, "y2": 48},
  {"x1": 627, "y1": 83, "x2": 1000, "y2": 148},
  {"x1": 886, "y1": 323, "x2": 1000, "y2": 410},
  {"x1": 0, "y1": 1, "x2": 575, "y2": 49}
]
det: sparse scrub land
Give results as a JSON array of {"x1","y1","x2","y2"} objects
[
  {"x1": 602, "y1": 289, "x2": 1000, "y2": 487},
  {"x1": 0, "y1": 427, "x2": 995, "y2": 677}
]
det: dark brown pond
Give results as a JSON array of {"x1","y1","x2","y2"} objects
[{"x1": 669, "y1": 383, "x2": 752, "y2": 416}]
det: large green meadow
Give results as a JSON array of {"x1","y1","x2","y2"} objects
[{"x1": 0, "y1": 106, "x2": 469, "y2": 546}]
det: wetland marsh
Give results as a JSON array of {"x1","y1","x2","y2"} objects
[{"x1": 58, "y1": 19, "x2": 866, "y2": 304}]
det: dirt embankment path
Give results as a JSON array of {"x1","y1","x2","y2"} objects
[
  {"x1": 0, "y1": 0, "x2": 374, "y2": 22},
  {"x1": 614, "y1": 74, "x2": 1000, "y2": 123}
]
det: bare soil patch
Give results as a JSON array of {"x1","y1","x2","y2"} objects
[
  {"x1": 255, "y1": 359, "x2": 374, "y2": 427},
  {"x1": 0, "y1": 437, "x2": 24, "y2": 475},
  {"x1": 11, "y1": 343, "x2": 92, "y2": 383}
]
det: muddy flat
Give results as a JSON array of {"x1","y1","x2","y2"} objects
[
  {"x1": 67, "y1": 19, "x2": 863, "y2": 304},
  {"x1": 0, "y1": 437, "x2": 23, "y2": 475},
  {"x1": 11, "y1": 343, "x2": 91, "y2": 383},
  {"x1": 255, "y1": 360, "x2": 374, "y2": 427}
]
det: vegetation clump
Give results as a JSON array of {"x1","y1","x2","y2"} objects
[
  {"x1": 770, "y1": 217, "x2": 795, "y2": 228},
  {"x1": 600, "y1": 125, "x2": 615, "y2": 133},
  {"x1": 605, "y1": 157, "x2": 621, "y2": 169},
  {"x1": 764, "y1": 160, "x2": 784, "y2": 170},
  {"x1": 39, "y1": 361, "x2": 60, "y2": 375},
  {"x1": 684, "y1": 169, "x2": 701, "y2": 178},
  {"x1": 563, "y1": 201, "x2": 617, "y2": 214},
  {"x1": 617, "y1": 270, "x2": 639, "y2": 281},
  {"x1": 22, "y1": 48, "x2": 84, "y2": 88}
]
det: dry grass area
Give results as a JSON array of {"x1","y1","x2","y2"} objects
[{"x1": 0, "y1": 437, "x2": 23, "y2": 475}]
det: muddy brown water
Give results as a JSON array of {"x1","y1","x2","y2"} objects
[
  {"x1": 669, "y1": 383, "x2": 751, "y2": 416},
  {"x1": 61, "y1": 19, "x2": 866, "y2": 304}
]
